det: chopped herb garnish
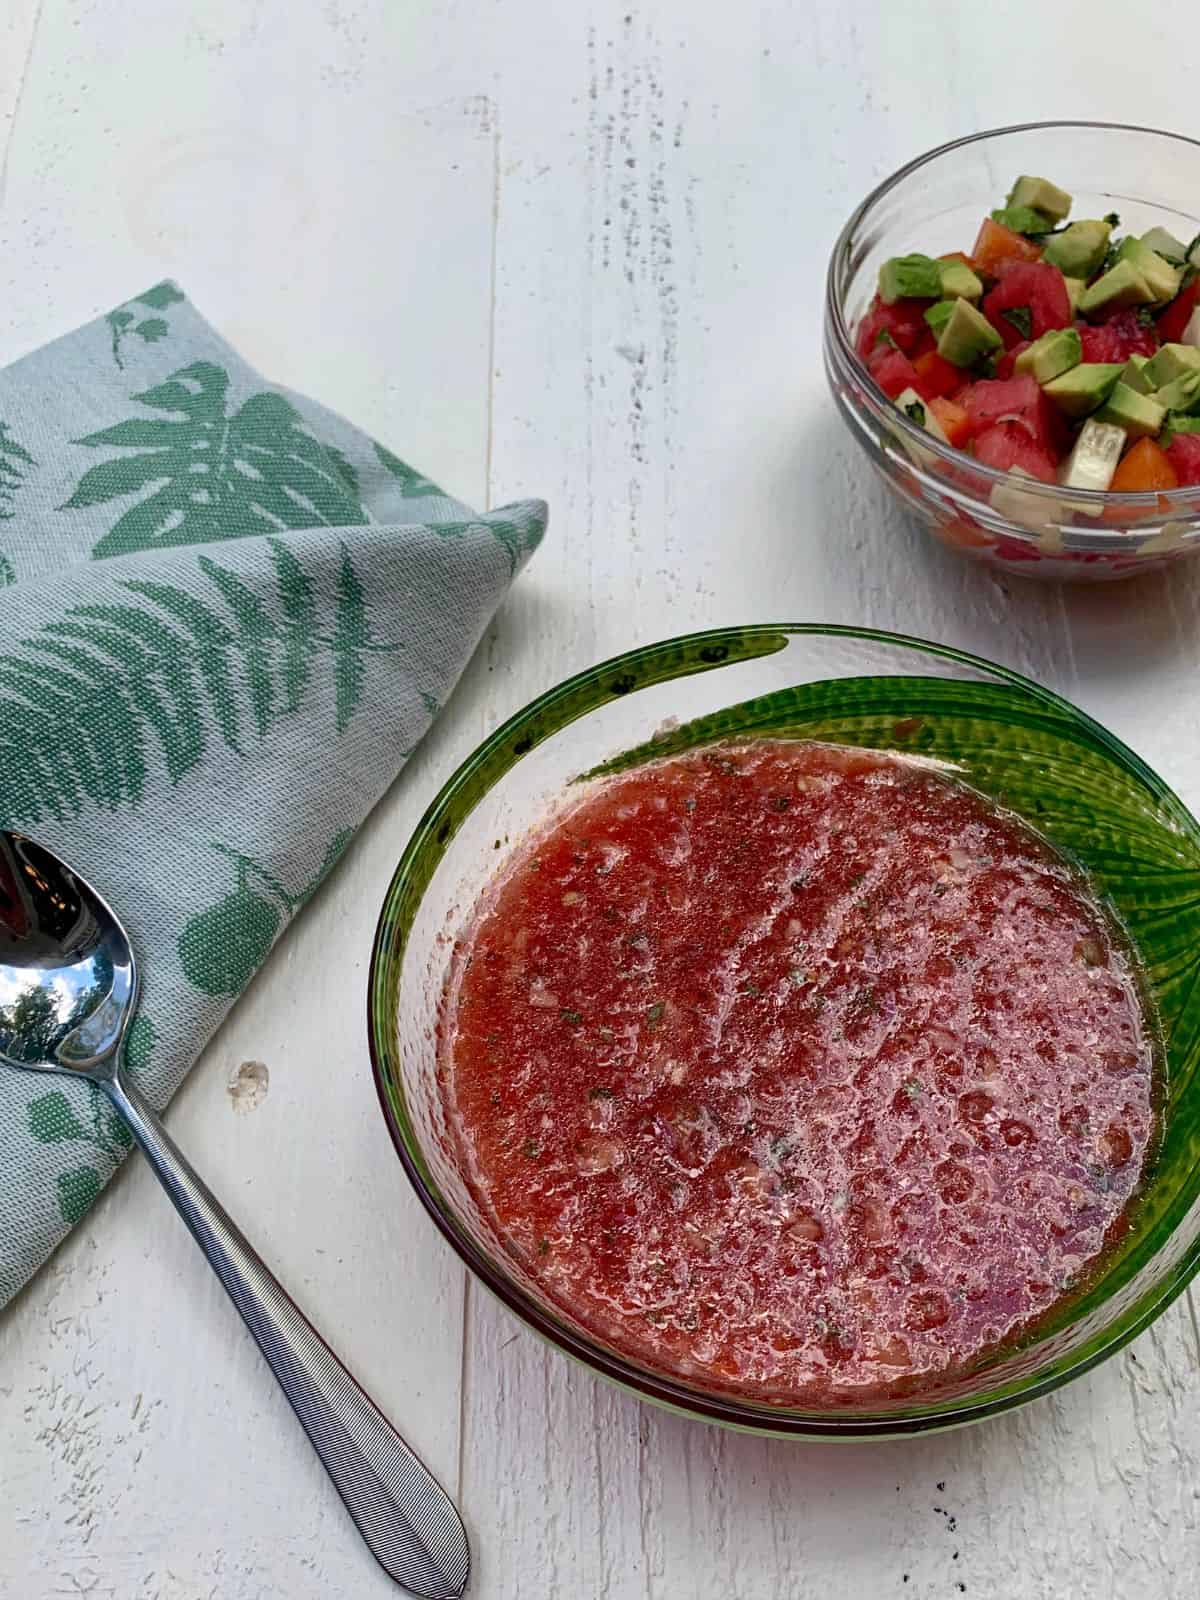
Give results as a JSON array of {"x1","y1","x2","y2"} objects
[
  {"x1": 740, "y1": 983, "x2": 762, "y2": 998},
  {"x1": 1000, "y1": 305, "x2": 1033, "y2": 341},
  {"x1": 523, "y1": 1138, "x2": 541, "y2": 1159},
  {"x1": 789, "y1": 968, "x2": 812, "y2": 987},
  {"x1": 645, "y1": 1000, "x2": 666, "y2": 1030},
  {"x1": 560, "y1": 1007, "x2": 583, "y2": 1024},
  {"x1": 1135, "y1": 306, "x2": 1156, "y2": 328},
  {"x1": 589, "y1": 1086, "x2": 614, "y2": 1100},
  {"x1": 769, "y1": 1135, "x2": 794, "y2": 1163},
  {"x1": 873, "y1": 328, "x2": 899, "y2": 351},
  {"x1": 537, "y1": 1236, "x2": 550, "y2": 1255},
  {"x1": 683, "y1": 797, "x2": 697, "y2": 812},
  {"x1": 902, "y1": 1078, "x2": 922, "y2": 1102},
  {"x1": 904, "y1": 399, "x2": 927, "y2": 428},
  {"x1": 790, "y1": 875, "x2": 810, "y2": 894},
  {"x1": 1105, "y1": 212, "x2": 1121, "y2": 228},
  {"x1": 770, "y1": 795, "x2": 791, "y2": 812}
]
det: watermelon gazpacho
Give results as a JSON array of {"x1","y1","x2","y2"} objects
[
  {"x1": 440, "y1": 740, "x2": 1157, "y2": 1404},
  {"x1": 856, "y1": 173, "x2": 1200, "y2": 495}
]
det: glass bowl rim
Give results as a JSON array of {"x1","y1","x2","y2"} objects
[
  {"x1": 824, "y1": 118, "x2": 1200, "y2": 531},
  {"x1": 368, "y1": 622, "x2": 1200, "y2": 1437}
]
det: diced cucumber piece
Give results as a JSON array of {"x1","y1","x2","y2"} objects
[
  {"x1": 1058, "y1": 419, "x2": 1126, "y2": 495},
  {"x1": 895, "y1": 388, "x2": 949, "y2": 444}
]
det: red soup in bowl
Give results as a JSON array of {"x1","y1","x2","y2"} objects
[{"x1": 439, "y1": 739, "x2": 1155, "y2": 1405}]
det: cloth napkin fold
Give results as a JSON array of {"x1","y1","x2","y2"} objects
[{"x1": 0, "y1": 283, "x2": 546, "y2": 1307}]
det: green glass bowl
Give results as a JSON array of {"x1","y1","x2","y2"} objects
[{"x1": 369, "y1": 626, "x2": 1200, "y2": 1438}]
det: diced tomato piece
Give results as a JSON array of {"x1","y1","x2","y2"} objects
[
  {"x1": 1156, "y1": 280, "x2": 1200, "y2": 346},
  {"x1": 1165, "y1": 434, "x2": 1200, "y2": 487},
  {"x1": 982, "y1": 263, "x2": 1072, "y2": 349},
  {"x1": 973, "y1": 421, "x2": 1057, "y2": 482},
  {"x1": 867, "y1": 344, "x2": 928, "y2": 399},
  {"x1": 996, "y1": 340, "x2": 1032, "y2": 380},
  {"x1": 856, "y1": 294, "x2": 931, "y2": 359},
  {"x1": 1110, "y1": 437, "x2": 1179, "y2": 493},
  {"x1": 929, "y1": 395, "x2": 971, "y2": 449},
  {"x1": 972, "y1": 217, "x2": 1042, "y2": 276},
  {"x1": 961, "y1": 374, "x2": 1061, "y2": 450},
  {"x1": 913, "y1": 350, "x2": 962, "y2": 399},
  {"x1": 1078, "y1": 309, "x2": 1158, "y2": 362}
]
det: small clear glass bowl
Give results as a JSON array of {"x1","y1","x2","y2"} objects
[
  {"x1": 369, "y1": 627, "x2": 1200, "y2": 1439},
  {"x1": 824, "y1": 122, "x2": 1200, "y2": 581}
]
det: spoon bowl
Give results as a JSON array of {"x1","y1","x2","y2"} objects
[
  {"x1": 0, "y1": 833, "x2": 135, "y2": 1075},
  {"x1": 0, "y1": 830, "x2": 470, "y2": 1599}
]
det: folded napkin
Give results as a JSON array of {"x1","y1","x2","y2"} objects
[{"x1": 0, "y1": 284, "x2": 546, "y2": 1307}]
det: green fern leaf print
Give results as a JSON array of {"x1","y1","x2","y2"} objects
[
  {"x1": 0, "y1": 539, "x2": 390, "y2": 826},
  {"x1": 432, "y1": 517, "x2": 538, "y2": 577},
  {"x1": 0, "y1": 422, "x2": 34, "y2": 523},
  {"x1": 374, "y1": 441, "x2": 442, "y2": 499},
  {"x1": 0, "y1": 554, "x2": 14, "y2": 587},
  {"x1": 64, "y1": 362, "x2": 368, "y2": 558}
]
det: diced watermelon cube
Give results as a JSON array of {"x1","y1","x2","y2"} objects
[
  {"x1": 856, "y1": 295, "x2": 931, "y2": 359},
  {"x1": 982, "y1": 263, "x2": 1072, "y2": 349},
  {"x1": 996, "y1": 340, "x2": 1032, "y2": 380},
  {"x1": 961, "y1": 375, "x2": 1061, "y2": 451},
  {"x1": 973, "y1": 421, "x2": 1057, "y2": 483},
  {"x1": 866, "y1": 344, "x2": 928, "y2": 400},
  {"x1": 1078, "y1": 310, "x2": 1158, "y2": 362},
  {"x1": 1165, "y1": 434, "x2": 1200, "y2": 487}
]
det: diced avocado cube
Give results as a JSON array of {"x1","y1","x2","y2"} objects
[
  {"x1": 936, "y1": 298, "x2": 1003, "y2": 367},
  {"x1": 1042, "y1": 220, "x2": 1112, "y2": 279},
  {"x1": 1059, "y1": 419, "x2": 1126, "y2": 495},
  {"x1": 937, "y1": 259, "x2": 983, "y2": 302},
  {"x1": 1153, "y1": 369, "x2": 1200, "y2": 413},
  {"x1": 1077, "y1": 260, "x2": 1157, "y2": 316},
  {"x1": 1119, "y1": 355, "x2": 1152, "y2": 395},
  {"x1": 1043, "y1": 362, "x2": 1125, "y2": 417},
  {"x1": 991, "y1": 205, "x2": 1052, "y2": 236},
  {"x1": 878, "y1": 253, "x2": 944, "y2": 303},
  {"x1": 1063, "y1": 277, "x2": 1087, "y2": 315},
  {"x1": 1014, "y1": 328, "x2": 1082, "y2": 385},
  {"x1": 924, "y1": 300, "x2": 957, "y2": 338},
  {"x1": 1114, "y1": 237, "x2": 1183, "y2": 303},
  {"x1": 1142, "y1": 343, "x2": 1200, "y2": 390},
  {"x1": 1008, "y1": 176, "x2": 1072, "y2": 224},
  {"x1": 1095, "y1": 382, "x2": 1167, "y2": 440},
  {"x1": 1141, "y1": 226, "x2": 1189, "y2": 264}
]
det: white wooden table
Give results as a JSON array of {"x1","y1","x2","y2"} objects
[{"x1": 2, "y1": 4, "x2": 1199, "y2": 1596}]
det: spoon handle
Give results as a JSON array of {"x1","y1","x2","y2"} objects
[{"x1": 104, "y1": 1072, "x2": 470, "y2": 1600}]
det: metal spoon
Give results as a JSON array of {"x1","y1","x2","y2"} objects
[{"x1": 0, "y1": 831, "x2": 470, "y2": 1599}]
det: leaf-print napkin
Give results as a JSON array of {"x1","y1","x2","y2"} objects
[{"x1": 0, "y1": 283, "x2": 546, "y2": 1307}]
